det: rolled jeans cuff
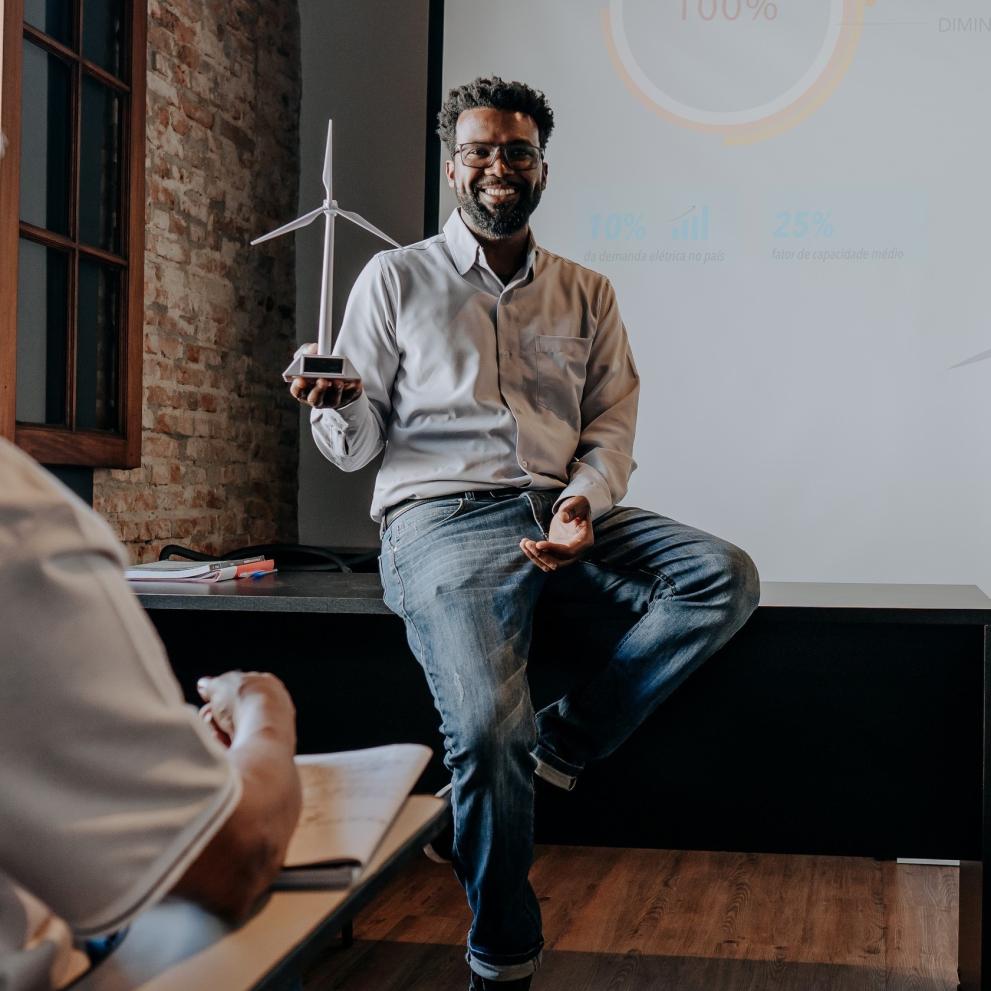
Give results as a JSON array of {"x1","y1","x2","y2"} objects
[
  {"x1": 530, "y1": 746, "x2": 580, "y2": 791},
  {"x1": 467, "y1": 946, "x2": 543, "y2": 982}
]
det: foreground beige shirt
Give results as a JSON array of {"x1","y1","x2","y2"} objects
[
  {"x1": 310, "y1": 208, "x2": 640, "y2": 522},
  {"x1": 0, "y1": 439, "x2": 241, "y2": 991}
]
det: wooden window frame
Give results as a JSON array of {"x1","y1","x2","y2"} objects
[{"x1": 0, "y1": 0, "x2": 146, "y2": 467}]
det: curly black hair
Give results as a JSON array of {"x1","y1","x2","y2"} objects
[{"x1": 436, "y1": 76, "x2": 555, "y2": 158}]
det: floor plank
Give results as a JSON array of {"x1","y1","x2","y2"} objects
[{"x1": 304, "y1": 846, "x2": 959, "y2": 991}]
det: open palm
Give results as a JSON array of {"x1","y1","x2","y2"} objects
[{"x1": 519, "y1": 496, "x2": 593, "y2": 572}]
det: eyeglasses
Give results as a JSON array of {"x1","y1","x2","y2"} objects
[{"x1": 454, "y1": 142, "x2": 543, "y2": 171}]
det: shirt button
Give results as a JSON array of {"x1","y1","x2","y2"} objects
[
  {"x1": 521, "y1": 460, "x2": 529, "y2": 468},
  {"x1": 500, "y1": 350, "x2": 510, "y2": 357}
]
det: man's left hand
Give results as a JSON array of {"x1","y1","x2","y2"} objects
[{"x1": 519, "y1": 496, "x2": 593, "y2": 572}]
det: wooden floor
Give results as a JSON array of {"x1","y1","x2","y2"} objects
[{"x1": 304, "y1": 845, "x2": 959, "y2": 991}]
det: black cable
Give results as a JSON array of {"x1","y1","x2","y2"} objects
[{"x1": 158, "y1": 543, "x2": 379, "y2": 573}]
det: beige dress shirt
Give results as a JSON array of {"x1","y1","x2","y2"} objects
[
  {"x1": 310, "y1": 208, "x2": 640, "y2": 523},
  {"x1": 0, "y1": 439, "x2": 241, "y2": 991}
]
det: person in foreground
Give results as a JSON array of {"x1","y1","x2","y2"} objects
[
  {"x1": 0, "y1": 438, "x2": 302, "y2": 991},
  {"x1": 291, "y1": 76, "x2": 760, "y2": 988}
]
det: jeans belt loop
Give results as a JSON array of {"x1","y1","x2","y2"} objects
[{"x1": 383, "y1": 500, "x2": 417, "y2": 532}]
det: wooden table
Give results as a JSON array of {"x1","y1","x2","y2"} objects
[{"x1": 74, "y1": 795, "x2": 447, "y2": 991}]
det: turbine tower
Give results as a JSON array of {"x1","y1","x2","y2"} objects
[{"x1": 251, "y1": 119, "x2": 402, "y2": 381}]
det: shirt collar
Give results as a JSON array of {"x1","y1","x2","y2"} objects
[{"x1": 444, "y1": 208, "x2": 538, "y2": 281}]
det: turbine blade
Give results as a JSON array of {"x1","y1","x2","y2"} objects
[
  {"x1": 322, "y1": 120, "x2": 333, "y2": 200},
  {"x1": 250, "y1": 206, "x2": 325, "y2": 245},
  {"x1": 335, "y1": 208, "x2": 402, "y2": 247},
  {"x1": 950, "y1": 347, "x2": 991, "y2": 369}
]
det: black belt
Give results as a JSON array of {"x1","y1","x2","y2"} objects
[{"x1": 382, "y1": 488, "x2": 528, "y2": 531}]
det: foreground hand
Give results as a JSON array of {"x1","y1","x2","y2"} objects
[
  {"x1": 289, "y1": 343, "x2": 363, "y2": 409},
  {"x1": 197, "y1": 671, "x2": 295, "y2": 747},
  {"x1": 519, "y1": 496, "x2": 593, "y2": 572}
]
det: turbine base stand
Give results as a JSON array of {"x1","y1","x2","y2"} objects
[{"x1": 282, "y1": 353, "x2": 359, "y2": 383}]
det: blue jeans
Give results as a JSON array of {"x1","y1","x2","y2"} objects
[{"x1": 378, "y1": 490, "x2": 759, "y2": 981}]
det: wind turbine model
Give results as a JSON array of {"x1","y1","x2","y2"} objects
[{"x1": 251, "y1": 119, "x2": 402, "y2": 383}]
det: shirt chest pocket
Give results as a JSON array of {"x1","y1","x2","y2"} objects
[{"x1": 535, "y1": 335, "x2": 592, "y2": 416}]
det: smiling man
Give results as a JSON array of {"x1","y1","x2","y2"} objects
[{"x1": 290, "y1": 76, "x2": 760, "y2": 989}]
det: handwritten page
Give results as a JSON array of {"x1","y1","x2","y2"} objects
[{"x1": 283, "y1": 744, "x2": 432, "y2": 869}]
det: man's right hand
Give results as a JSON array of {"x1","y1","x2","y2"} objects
[
  {"x1": 289, "y1": 343, "x2": 363, "y2": 409},
  {"x1": 179, "y1": 669, "x2": 301, "y2": 921},
  {"x1": 197, "y1": 670, "x2": 296, "y2": 749}
]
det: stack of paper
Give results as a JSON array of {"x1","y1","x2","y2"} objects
[{"x1": 125, "y1": 556, "x2": 276, "y2": 583}]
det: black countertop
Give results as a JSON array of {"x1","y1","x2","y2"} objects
[
  {"x1": 131, "y1": 574, "x2": 991, "y2": 624},
  {"x1": 132, "y1": 572, "x2": 392, "y2": 614}
]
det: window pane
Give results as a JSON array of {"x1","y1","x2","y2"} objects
[
  {"x1": 24, "y1": 0, "x2": 73, "y2": 47},
  {"x1": 16, "y1": 239, "x2": 69, "y2": 426},
  {"x1": 76, "y1": 257, "x2": 121, "y2": 432},
  {"x1": 82, "y1": 0, "x2": 125, "y2": 77},
  {"x1": 79, "y1": 76, "x2": 124, "y2": 252},
  {"x1": 20, "y1": 42, "x2": 72, "y2": 235}
]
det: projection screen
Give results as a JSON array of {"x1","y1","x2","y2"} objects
[{"x1": 439, "y1": 0, "x2": 991, "y2": 592}]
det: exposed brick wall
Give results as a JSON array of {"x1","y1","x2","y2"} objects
[{"x1": 94, "y1": 0, "x2": 301, "y2": 562}]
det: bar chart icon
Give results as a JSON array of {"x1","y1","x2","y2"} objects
[{"x1": 671, "y1": 206, "x2": 710, "y2": 241}]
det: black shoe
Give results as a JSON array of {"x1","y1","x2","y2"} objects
[
  {"x1": 423, "y1": 782, "x2": 454, "y2": 863},
  {"x1": 468, "y1": 970, "x2": 532, "y2": 990}
]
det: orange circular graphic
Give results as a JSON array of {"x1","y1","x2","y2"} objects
[{"x1": 603, "y1": 0, "x2": 879, "y2": 145}]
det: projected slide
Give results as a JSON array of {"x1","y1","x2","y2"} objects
[{"x1": 441, "y1": 0, "x2": 991, "y2": 592}]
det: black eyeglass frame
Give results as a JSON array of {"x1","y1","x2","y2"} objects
[{"x1": 453, "y1": 142, "x2": 544, "y2": 171}]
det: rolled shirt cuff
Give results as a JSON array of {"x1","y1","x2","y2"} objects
[
  {"x1": 551, "y1": 461, "x2": 615, "y2": 521},
  {"x1": 310, "y1": 388, "x2": 368, "y2": 422}
]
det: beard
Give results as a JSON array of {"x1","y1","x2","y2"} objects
[{"x1": 457, "y1": 179, "x2": 543, "y2": 238}]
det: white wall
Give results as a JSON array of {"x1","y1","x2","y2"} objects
[{"x1": 296, "y1": 0, "x2": 430, "y2": 547}]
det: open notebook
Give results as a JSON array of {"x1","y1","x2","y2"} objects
[{"x1": 275, "y1": 743, "x2": 433, "y2": 889}]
